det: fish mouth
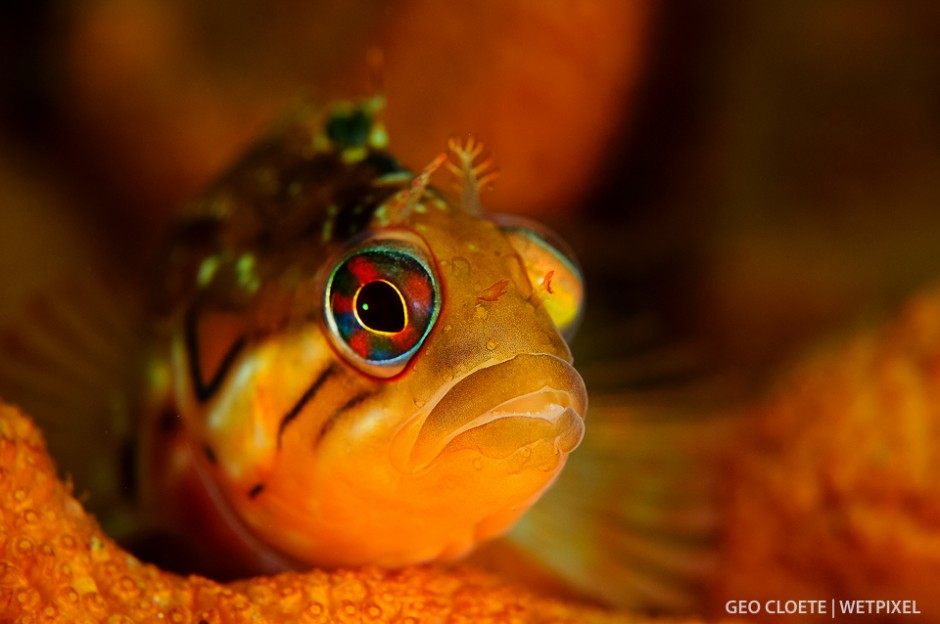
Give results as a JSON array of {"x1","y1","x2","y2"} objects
[{"x1": 394, "y1": 353, "x2": 587, "y2": 473}]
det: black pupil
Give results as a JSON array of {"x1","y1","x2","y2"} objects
[{"x1": 357, "y1": 281, "x2": 406, "y2": 333}]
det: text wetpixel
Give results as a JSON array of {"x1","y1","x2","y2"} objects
[{"x1": 839, "y1": 600, "x2": 921, "y2": 615}]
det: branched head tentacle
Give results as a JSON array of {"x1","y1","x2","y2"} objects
[
  {"x1": 447, "y1": 136, "x2": 500, "y2": 215},
  {"x1": 388, "y1": 152, "x2": 448, "y2": 222}
]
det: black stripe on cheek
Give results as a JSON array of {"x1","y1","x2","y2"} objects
[
  {"x1": 277, "y1": 363, "x2": 338, "y2": 449},
  {"x1": 248, "y1": 483, "x2": 264, "y2": 499},
  {"x1": 185, "y1": 304, "x2": 247, "y2": 404},
  {"x1": 315, "y1": 389, "x2": 378, "y2": 447}
]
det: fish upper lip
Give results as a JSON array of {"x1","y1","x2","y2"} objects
[{"x1": 391, "y1": 353, "x2": 587, "y2": 473}]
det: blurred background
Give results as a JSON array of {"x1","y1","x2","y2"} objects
[
  {"x1": 3, "y1": 0, "x2": 940, "y2": 382},
  {"x1": 3, "y1": 0, "x2": 940, "y2": 619}
]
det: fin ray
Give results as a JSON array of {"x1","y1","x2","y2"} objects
[
  {"x1": 0, "y1": 273, "x2": 146, "y2": 521},
  {"x1": 505, "y1": 390, "x2": 739, "y2": 613}
]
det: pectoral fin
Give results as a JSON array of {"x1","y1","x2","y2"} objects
[{"x1": 0, "y1": 274, "x2": 146, "y2": 531}]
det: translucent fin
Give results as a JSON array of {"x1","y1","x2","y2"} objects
[
  {"x1": 489, "y1": 287, "x2": 745, "y2": 613},
  {"x1": 0, "y1": 273, "x2": 146, "y2": 527},
  {"x1": 503, "y1": 390, "x2": 740, "y2": 613},
  {"x1": 574, "y1": 312, "x2": 719, "y2": 395}
]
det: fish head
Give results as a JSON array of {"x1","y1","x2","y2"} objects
[
  {"x1": 168, "y1": 109, "x2": 587, "y2": 569},
  {"x1": 284, "y1": 196, "x2": 588, "y2": 566}
]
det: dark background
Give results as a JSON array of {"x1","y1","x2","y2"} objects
[{"x1": 4, "y1": 1, "x2": 939, "y2": 384}]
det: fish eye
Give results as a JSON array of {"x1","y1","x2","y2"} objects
[
  {"x1": 495, "y1": 215, "x2": 585, "y2": 341},
  {"x1": 324, "y1": 237, "x2": 440, "y2": 377}
]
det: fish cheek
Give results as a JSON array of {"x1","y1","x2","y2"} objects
[{"x1": 253, "y1": 402, "x2": 418, "y2": 565}]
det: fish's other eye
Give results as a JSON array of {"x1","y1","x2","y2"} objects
[
  {"x1": 325, "y1": 239, "x2": 440, "y2": 378},
  {"x1": 496, "y1": 215, "x2": 585, "y2": 341}
]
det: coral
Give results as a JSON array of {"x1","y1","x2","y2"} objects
[
  {"x1": 0, "y1": 403, "x2": 695, "y2": 623},
  {"x1": 713, "y1": 283, "x2": 940, "y2": 621}
]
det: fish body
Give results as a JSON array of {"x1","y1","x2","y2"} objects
[
  {"x1": 130, "y1": 97, "x2": 587, "y2": 573},
  {"x1": 0, "y1": 96, "x2": 715, "y2": 613}
]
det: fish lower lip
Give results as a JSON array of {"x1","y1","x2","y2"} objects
[{"x1": 398, "y1": 353, "x2": 587, "y2": 472}]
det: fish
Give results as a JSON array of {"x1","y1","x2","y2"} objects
[
  {"x1": 0, "y1": 95, "x2": 589, "y2": 579},
  {"x1": 0, "y1": 95, "x2": 727, "y2": 615}
]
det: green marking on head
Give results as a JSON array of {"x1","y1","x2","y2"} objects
[{"x1": 327, "y1": 109, "x2": 373, "y2": 150}]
